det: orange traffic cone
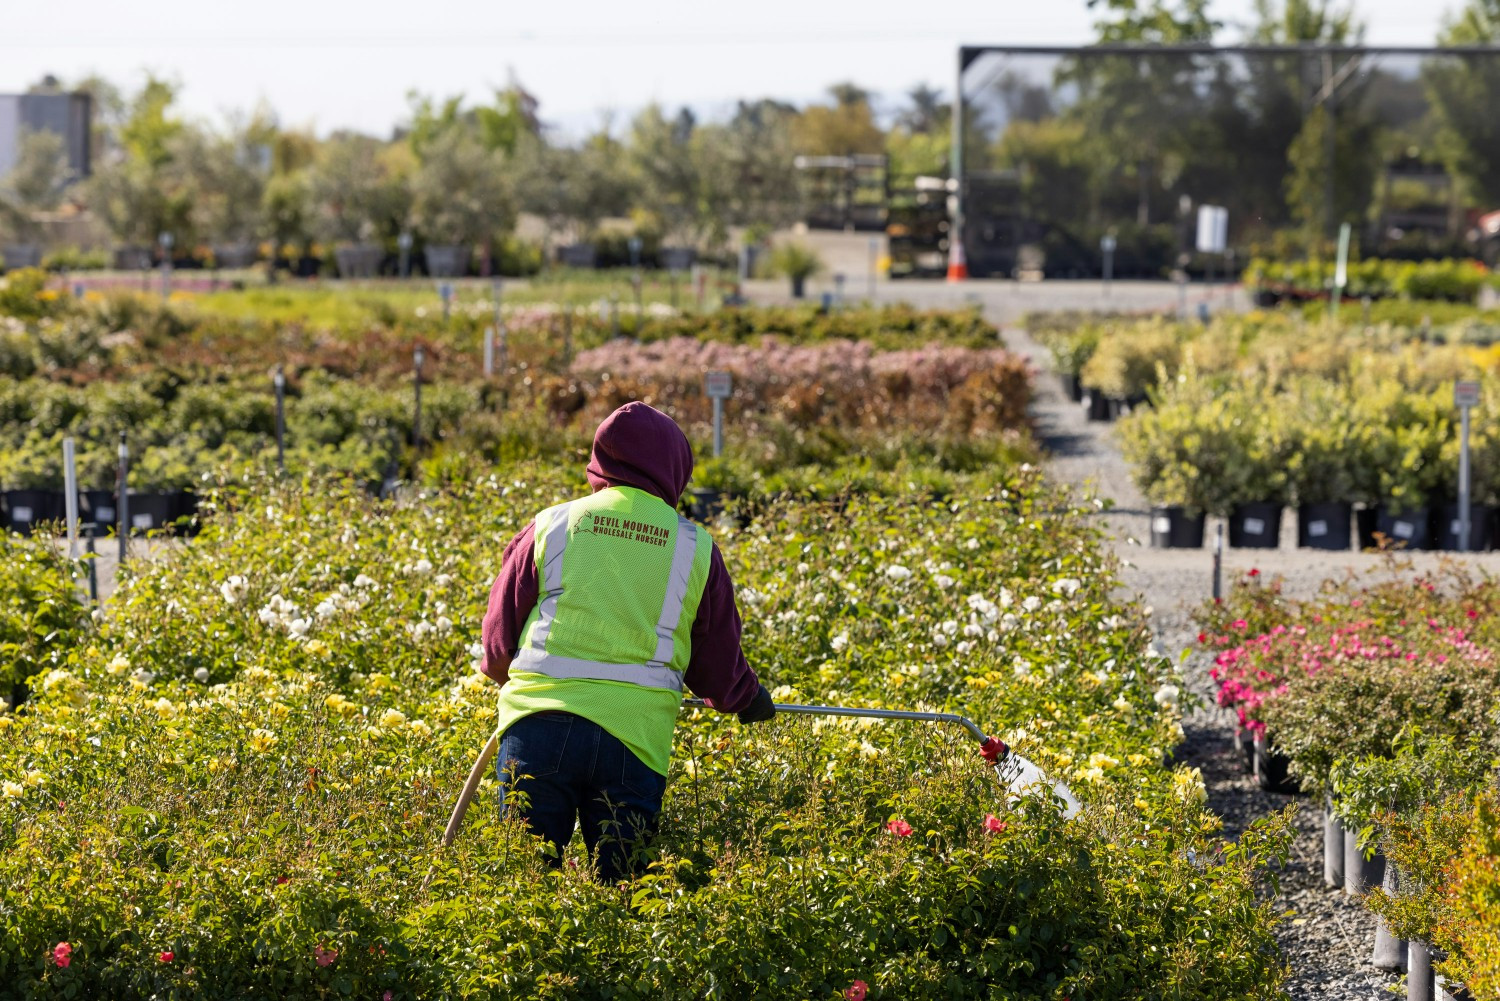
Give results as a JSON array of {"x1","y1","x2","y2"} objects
[{"x1": 946, "y1": 237, "x2": 968, "y2": 282}]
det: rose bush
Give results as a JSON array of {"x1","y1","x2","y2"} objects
[{"x1": 0, "y1": 464, "x2": 1291, "y2": 998}]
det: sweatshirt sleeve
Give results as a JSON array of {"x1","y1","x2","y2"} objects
[
  {"x1": 481, "y1": 522, "x2": 538, "y2": 674},
  {"x1": 682, "y1": 543, "x2": 761, "y2": 714}
]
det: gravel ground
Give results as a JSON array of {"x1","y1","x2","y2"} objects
[{"x1": 996, "y1": 321, "x2": 1500, "y2": 1001}]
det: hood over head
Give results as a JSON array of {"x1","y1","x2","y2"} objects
[{"x1": 586, "y1": 401, "x2": 694, "y2": 505}]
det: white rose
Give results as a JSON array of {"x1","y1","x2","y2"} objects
[
  {"x1": 194, "y1": 667, "x2": 211, "y2": 684},
  {"x1": 1153, "y1": 683, "x2": 1181, "y2": 708}
]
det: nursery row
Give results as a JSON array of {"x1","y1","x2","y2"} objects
[
  {"x1": 1243, "y1": 256, "x2": 1499, "y2": 305},
  {"x1": 1118, "y1": 369, "x2": 1500, "y2": 549},
  {"x1": 0, "y1": 269, "x2": 999, "y2": 384},
  {"x1": 0, "y1": 328, "x2": 1031, "y2": 505},
  {"x1": 1035, "y1": 309, "x2": 1500, "y2": 414},
  {"x1": 1200, "y1": 567, "x2": 1500, "y2": 1000},
  {"x1": 0, "y1": 463, "x2": 1292, "y2": 998}
]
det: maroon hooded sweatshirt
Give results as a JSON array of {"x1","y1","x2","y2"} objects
[{"x1": 480, "y1": 402, "x2": 761, "y2": 714}]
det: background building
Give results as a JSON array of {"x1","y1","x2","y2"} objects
[{"x1": 0, "y1": 91, "x2": 92, "y2": 180}]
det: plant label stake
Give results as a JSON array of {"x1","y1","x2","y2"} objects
[
  {"x1": 483, "y1": 326, "x2": 495, "y2": 378},
  {"x1": 398, "y1": 232, "x2": 413, "y2": 279},
  {"x1": 1456, "y1": 380, "x2": 1480, "y2": 551},
  {"x1": 159, "y1": 231, "x2": 174, "y2": 300},
  {"x1": 62, "y1": 437, "x2": 79, "y2": 559},
  {"x1": 438, "y1": 282, "x2": 453, "y2": 325},
  {"x1": 705, "y1": 371, "x2": 732, "y2": 458},
  {"x1": 868, "y1": 237, "x2": 879, "y2": 300},
  {"x1": 1100, "y1": 233, "x2": 1116, "y2": 295},
  {"x1": 491, "y1": 278, "x2": 506, "y2": 372},
  {"x1": 1212, "y1": 522, "x2": 1223, "y2": 600},
  {"x1": 116, "y1": 433, "x2": 129, "y2": 563},
  {"x1": 1330, "y1": 222, "x2": 1351, "y2": 321},
  {"x1": 436, "y1": 698, "x2": 1080, "y2": 848},
  {"x1": 273, "y1": 366, "x2": 286, "y2": 475},
  {"x1": 412, "y1": 346, "x2": 425, "y2": 451}
]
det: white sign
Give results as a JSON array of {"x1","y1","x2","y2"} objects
[
  {"x1": 705, "y1": 371, "x2": 733, "y2": 399},
  {"x1": 1455, "y1": 380, "x2": 1481, "y2": 408},
  {"x1": 1195, "y1": 205, "x2": 1229, "y2": 254},
  {"x1": 1100, "y1": 235, "x2": 1117, "y2": 253}
]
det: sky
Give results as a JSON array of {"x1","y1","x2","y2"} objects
[{"x1": 0, "y1": 0, "x2": 1461, "y2": 139}]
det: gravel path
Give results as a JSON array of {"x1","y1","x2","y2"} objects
[{"x1": 998, "y1": 322, "x2": 1500, "y2": 1001}]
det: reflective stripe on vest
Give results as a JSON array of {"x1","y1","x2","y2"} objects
[{"x1": 511, "y1": 499, "x2": 701, "y2": 692}]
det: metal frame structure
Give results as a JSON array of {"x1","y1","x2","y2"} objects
[{"x1": 951, "y1": 44, "x2": 1500, "y2": 280}]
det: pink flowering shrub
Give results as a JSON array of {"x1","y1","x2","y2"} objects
[
  {"x1": 1200, "y1": 565, "x2": 1500, "y2": 790},
  {"x1": 563, "y1": 337, "x2": 1031, "y2": 435}
]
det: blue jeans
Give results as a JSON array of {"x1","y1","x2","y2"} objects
[{"x1": 496, "y1": 710, "x2": 666, "y2": 883}]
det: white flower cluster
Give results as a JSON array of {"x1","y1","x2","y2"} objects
[
  {"x1": 220, "y1": 575, "x2": 249, "y2": 605},
  {"x1": 313, "y1": 583, "x2": 369, "y2": 620},
  {"x1": 257, "y1": 594, "x2": 311, "y2": 640}
]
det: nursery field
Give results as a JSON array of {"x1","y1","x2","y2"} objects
[
  {"x1": 1032, "y1": 291, "x2": 1500, "y2": 552},
  {"x1": 0, "y1": 272, "x2": 1303, "y2": 998}
]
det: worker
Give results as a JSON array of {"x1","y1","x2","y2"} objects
[{"x1": 478, "y1": 400, "x2": 774, "y2": 881}]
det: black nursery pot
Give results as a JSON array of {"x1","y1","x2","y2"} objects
[
  {"x1": 688, "y1": 487, "x2": 725, "y2": 522},
  {"x1": 1149, "y1": 506, "x2": 1205, "y2": 548},
  {"x1": 1228, "y1": 502, "x2": 1282, "y2": 549},
  {"x1": 80, "y1": 489, "x2": 118, "y2": 533},
  {"x1": 1236, "y1": 726, "x2": 1255, "y2": 775},
  {"x1": 1297, "y1": 502, "x2": 1352, "y2": 550},
  {"x1": 1356, "y1": 506, "x2": 1380, "y2": 550},
  {"x1": 1436, "y1": 502, "x2": 1495, "y2": 552},
  {"x1": 124, "y1": 491, "x2": 177, "y2": 534},
  {"x1": 1376, "y1": 505, "x2": 1433, "y2": 550},
  {"x1": 2, "y1": 489, "x2": 64, "y2": 534},
  {"x1": 1085, "y1": 390, "x2": 1113, "y2": 422},
  {"x1": 1253, "y1": 731, "x2": 1299, "y2": 793},
  {"x1": 1058, "y1": 372, "x2": 1083, "y2": 403}
]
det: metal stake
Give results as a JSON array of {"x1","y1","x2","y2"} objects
[
  {"x1": 272, "y1": 366, "x2": 287, "y2": 474},
  {"x1": 413, "y1": 346, "x2": 425, "y2": 450},
  {"x1": 116, "y1": 434, "x2": 129, "y2": 564},
  {"x1": 1212, "y1": 522, "x2": 1223, "y2": 600}
]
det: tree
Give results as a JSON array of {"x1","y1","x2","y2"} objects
[
  {"x1": 0, "y1": 130, "x2": 74, "y2": 242},
  {"x1": 1284, "y1": 103, "x2": 1381, "y2": 237},
  {"x1": 179, "y1": 108, "x2": 276, "y2": 246},
  {"x1": 898, "y1": 84, "x2": 949, "y2": 136},
  {"x1": 410, "y1": 127, "x2": 513, "y2": 247},
  {"x1": 793, "y1": 85, "x2": 884, "y2": 156},
  {"x1": 1424, "y1": 0, "x2": 1500, "y2": 207},
  {"x1": 628, "y1": 104, "x2": 708, "y2": 246},
  {"x1": 307, "y1": 134, "x2": 406, "y2": 245},
  {"x1": 1086, "y1": 0, "x2": 1218, "y2": 42},
  {"x1": 84, "y1": 77, "x2": 195, "y2": 248}
]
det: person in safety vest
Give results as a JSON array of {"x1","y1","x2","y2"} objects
[{"x1": 478, "y1": 401, "x2": 775, "y2": 881}]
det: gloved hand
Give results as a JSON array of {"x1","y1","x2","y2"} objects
[{"x1": 737, "y1": 683, "x2": 776, "y2": 725}]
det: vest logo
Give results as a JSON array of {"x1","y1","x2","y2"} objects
[{"x1": 573, "y1": 511, "x2": 670, "y2": 548}]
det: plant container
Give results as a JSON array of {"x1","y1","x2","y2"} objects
[
  {"x1": 1085, "y1": 390, "x2": 1113, "y2": 422},
  {"x1": 1376, "y1": 505, "x2": 1433, "y2": 550},
  {"x1": 1371, "y1": 864, "x2": 1407, "y2": 970},
  {"x1": 1436, "y1": 976, "x2": 1472, "y2": 1001},
  {"x1": 1298, "y1": 502, "x2": 1352, "y2": 550},
  {"x1": 1436, "y1": 502, "x2": 1495, "y2": 551},
  {"x1": 1344, "y1": 833, "x2": 1385, "y2": 896},
  {"x1": 1058, "y1": 372, "x2": 1082, "y2": 403},
  {"x1": 661, "y1": 246, "x2": 696, "y2": 271},
  {"x1": 1356, "y1": 505, "x2": 1380, "y2": 549},
  {"x1": 334, "y1": 243, "x2": 382, "y2": 279},
  {"x1": 125, "y1": 491, "x2": 177, "y2": 534},
  {"x1": 1149, "y1": 506, "x2": 1204, "y2": 549},
  {"x1": 1236, "y1": 726, "x2": 1255, "y2": 774},
  {"x1": 558, "y1": 243, "x2": 597, "y2": 269},
  {"x1": 1252, "y1": 730, "x2": 1297, "y2": 792},
  {"x1": 689, "y1": 487, "x2": 724, "y2": 522},
  {"x1": 212, "y1": 242, "x2": 258, "y2": 269},
  {"x1": 1, "y1": 243, "x2": 42, "y2": 269},
  {"x1": 424, "y1": 245, "x2": 468, "y2": 278},
  {"x1": 1408, "y1": 942, "x2": 1434, "y2": 1001},
  {"x1": 1229, "y1": 502, "x2": 1282, "y2": 549},
  {"x1": 790, "y1": 275, "x2": 806, "y2": 298},
  {"x1": 1324, "y1": 802, "x2": 1345, "y2": 889},
  {"x1": 3, "y1": 489, "x2": 63, "y2": 534}
]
